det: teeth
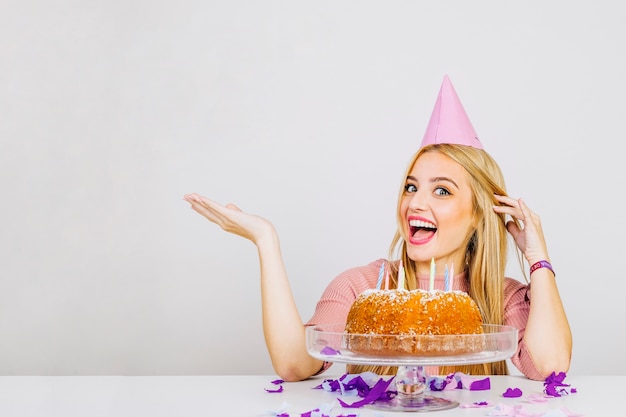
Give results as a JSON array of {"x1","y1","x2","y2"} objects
[{"x1": 409, "y1": 219, "x2": 436, "y2": 229}]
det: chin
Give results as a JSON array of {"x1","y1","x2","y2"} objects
[{"x1": 405, "y1": 249, "x2": 433, "y2": 264}]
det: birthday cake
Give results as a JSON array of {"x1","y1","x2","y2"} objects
[{"x1": 344, "y1": 289, "x2": 485, "y2": 356}]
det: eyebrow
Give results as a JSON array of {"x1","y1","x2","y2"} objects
[{"x1": 406, "y1": 175, "x2": 460, "y2": 189}]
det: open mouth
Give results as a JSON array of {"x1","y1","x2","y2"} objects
[{"x1": 409, "y1": 219, "x2": 437, "y2": 241}]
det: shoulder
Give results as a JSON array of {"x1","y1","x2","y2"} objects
[
  {"x1": 504, "y1": 277, "x2": 528, "y2": 292},
  {"x1": 336, "y1": 259, "x2": 385, "y2": 279},
  {"x1": 503, "y1": 277, "x2": 530, "y2": 305}
]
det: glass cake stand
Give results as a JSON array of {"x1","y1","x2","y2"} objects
[{"x1": 306, "y1": 323, "x2": 518, "y2": 412}]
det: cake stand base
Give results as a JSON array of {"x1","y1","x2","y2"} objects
[
  {"x1": 366, "y1": 365, "x2": 459, "y2": 412},
  {"x1": 368, "y1": 395, "x2": 459, "y2": 412}
]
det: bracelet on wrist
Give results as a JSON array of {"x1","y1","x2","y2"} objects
[{"x1": 530, "y1": 260, "x2": 555, "y2": 277}]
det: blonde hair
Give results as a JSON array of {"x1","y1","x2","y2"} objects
[{"x1": 349, "y1": 144, "x2": 517, "y2": 376}]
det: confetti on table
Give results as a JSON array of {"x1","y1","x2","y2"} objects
[
  {"x1": 502, "y1": 387, "x2": 523, "y2": 398},
  {"x1": 265, "y1": 385, "x2": 284, "y2": 393},
  {"x1": 265, "y1": 378, "x2": 285, "y2": 393},
  {"x1": 544, "y1": 372, "x2": 576, "y2": 397},
  {"x1": 428, "y1": 372, "x2": 491, "y2": 391},
  {"x1": 459, "y1": 400, "x2": 492, "y2": 408}
]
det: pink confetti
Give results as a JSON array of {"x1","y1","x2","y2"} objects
[
  {"x1": 525, "y1": 393, "x2": 549, "y2": 403},
  {"x1": 554, "y1": 407, "x2": 584, "y2": 417},
  {"x1": 486, "y1": 403, "x2": 533, "y2": 416}
]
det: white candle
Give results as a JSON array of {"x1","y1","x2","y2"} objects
[
  {"x1": 397, "y1": 260, "x2": 405, "y2": 290},
  {"x1": 449, "y1": 264, "x2": 454, "y2": 291},
  {"x1": 376, "y1": 262, "x2": 385, "y2": 290},
  {"x1": 429, "y1": 257, "x2": 435, "y2": 291},
  {"x1": 384, "y1": 268, "x2": 390, "y2": 290}
]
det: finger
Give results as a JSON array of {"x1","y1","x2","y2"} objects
[
  {"x1": 518, "y1": 198, "x2": 533, "y2": 217},
  {"x1": 184, "y1": 195, "x2": 230, "y2": 224},
  {"x1": 189, "y1": 200, "x2": 222, "y2": 223},
  {"x1": 505, "y1": 220, "x2": 522, "y2": 239},
  {"x1": 493, "y1": 195, "x2": 522, "y2": 218},
  {"x1": 493, "y1": 194, "x2": 518, "y2": 207},
  {"x1": 492, "y1": 204, "x2": 522, "y2": 221},
  {"x1": 516, "y1": 199, "x2": 537, "y2": 231},
  {"x1": 225, "y1": 203, "x2": 242, "y2": 212}
]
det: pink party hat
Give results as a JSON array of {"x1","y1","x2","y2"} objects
[{"x1": 420, "y1": 75, "x2": 483, "y2": 149}]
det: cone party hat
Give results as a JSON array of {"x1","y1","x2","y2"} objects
[{"x1": 420, "y1": 75, "x2": 483, "y2": 149}]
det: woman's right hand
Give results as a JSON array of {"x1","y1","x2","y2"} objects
[{"x1": 183, "y1": 193, "x2": 273, "y2": 244}]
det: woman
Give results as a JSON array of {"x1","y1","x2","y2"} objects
[{"x1": 184, "y1": 77, "x2": 572, "y2": 382}]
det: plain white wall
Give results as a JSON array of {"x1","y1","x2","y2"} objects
[{"x1": 1, "y1": 1, "x2": 624, "y2": 375}]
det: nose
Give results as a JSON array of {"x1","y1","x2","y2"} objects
[{"x1": 408, "y1": 189, "x2": 427, "y2": 212}]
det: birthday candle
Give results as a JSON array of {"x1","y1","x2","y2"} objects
[
  {"x1": 397, "y1": 260, "x2": 405, "y2": 290},
  {"x1": 376, "y1": 262, "x2": 385, "y2": 290},
  {"x1": 449, "y1": 264, "x2": 454, "y2": 291},
  {"x1": 444, "y1": 264, "x2": 449, "y2": 291},
  {"x1": 384, "y1": 267, "x2": 390, "y2": 290},
  {"x1": 429, "y1": 257, "x2": 435, "y2": 291}
]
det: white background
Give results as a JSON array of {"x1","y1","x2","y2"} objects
[{"x1": 1, "y1": 1, "x2": 624, "y2": 376}]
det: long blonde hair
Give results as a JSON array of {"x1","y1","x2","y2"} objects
[{"x1": 349, "y1": 144, "x2": 516, "y2": 376}]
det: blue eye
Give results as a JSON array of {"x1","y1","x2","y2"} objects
[
  {"x1": 405, "y1": 184, "x2": 417, "y2": 193},
  {"x1": 434, "y1": 187, "x2": 451, "y2": 196}
]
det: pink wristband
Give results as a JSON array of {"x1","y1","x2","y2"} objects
[{"x1": 530, "y1": 260, "x2": 555, "y2": 276}]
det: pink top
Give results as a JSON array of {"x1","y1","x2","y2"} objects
[{"x1": 305, "y1": 258, "x2": 543, "y2": 380}]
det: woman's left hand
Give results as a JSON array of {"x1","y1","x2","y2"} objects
[{"x1": 492, "y1": 195, "x2": 549, "y2": 264}]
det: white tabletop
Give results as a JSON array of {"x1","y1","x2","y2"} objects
[{"x1": 0, "y1": 373, "x2": 622, "y2": 416}]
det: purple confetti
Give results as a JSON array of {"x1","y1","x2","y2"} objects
[
  {"x1": 341, "y1": 375, "x2": 376, "y2": 397},
  {"x1": 265, "y1": 384, "x2": 284, "y2": 393},
  {"x1": 428, "y1": 373, "x2": 455, "y2": 391},
  {"x1": 543, "y1": 371, "x2": 576, "y2": 397},
  {"x1": 337, "y1": 376, "x2": 395, "y2": 408},
  {"x1": 429, "y1": 372, "x2": 491, "y2": 391},
  {"x1": 300, "y1": 409, "x2": 328, "y2": 417},
  {"x1": 320, "y1": 346, "x2": 340, "y2": 355},
  {"x1": 459, "y1": 400, "x2": 492, "y2": 408},
  {"x1": 314, "y1": 371, "x2": 493, "y2": 410},
  {"x1": 502, "y1": 387, "x2": 523, "y2": 398},
  {"x1": 314, "y1": 378, "x2": 341, "y2": 392},
  {"x1": 469, "y1": 377, "x2": 491, "y2": 391},
  {"x1": 265, "y1": 378, "x2": 285, "y2": 393}
]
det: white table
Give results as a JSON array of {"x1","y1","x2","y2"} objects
[{"x1": 0, "y1": 374, "x2": 622, "y2": 416}]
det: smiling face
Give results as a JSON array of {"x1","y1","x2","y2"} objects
[{"x1": 400, "y1": 150, "x2": 477, "y2": 274}]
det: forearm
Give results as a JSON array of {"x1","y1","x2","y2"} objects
[
  {"x1": 256, "y1": 230, "x2": 322, "y2": 381},
  {"x1": 523, "y1": 267, "x2": 572, "y2": 376}
]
